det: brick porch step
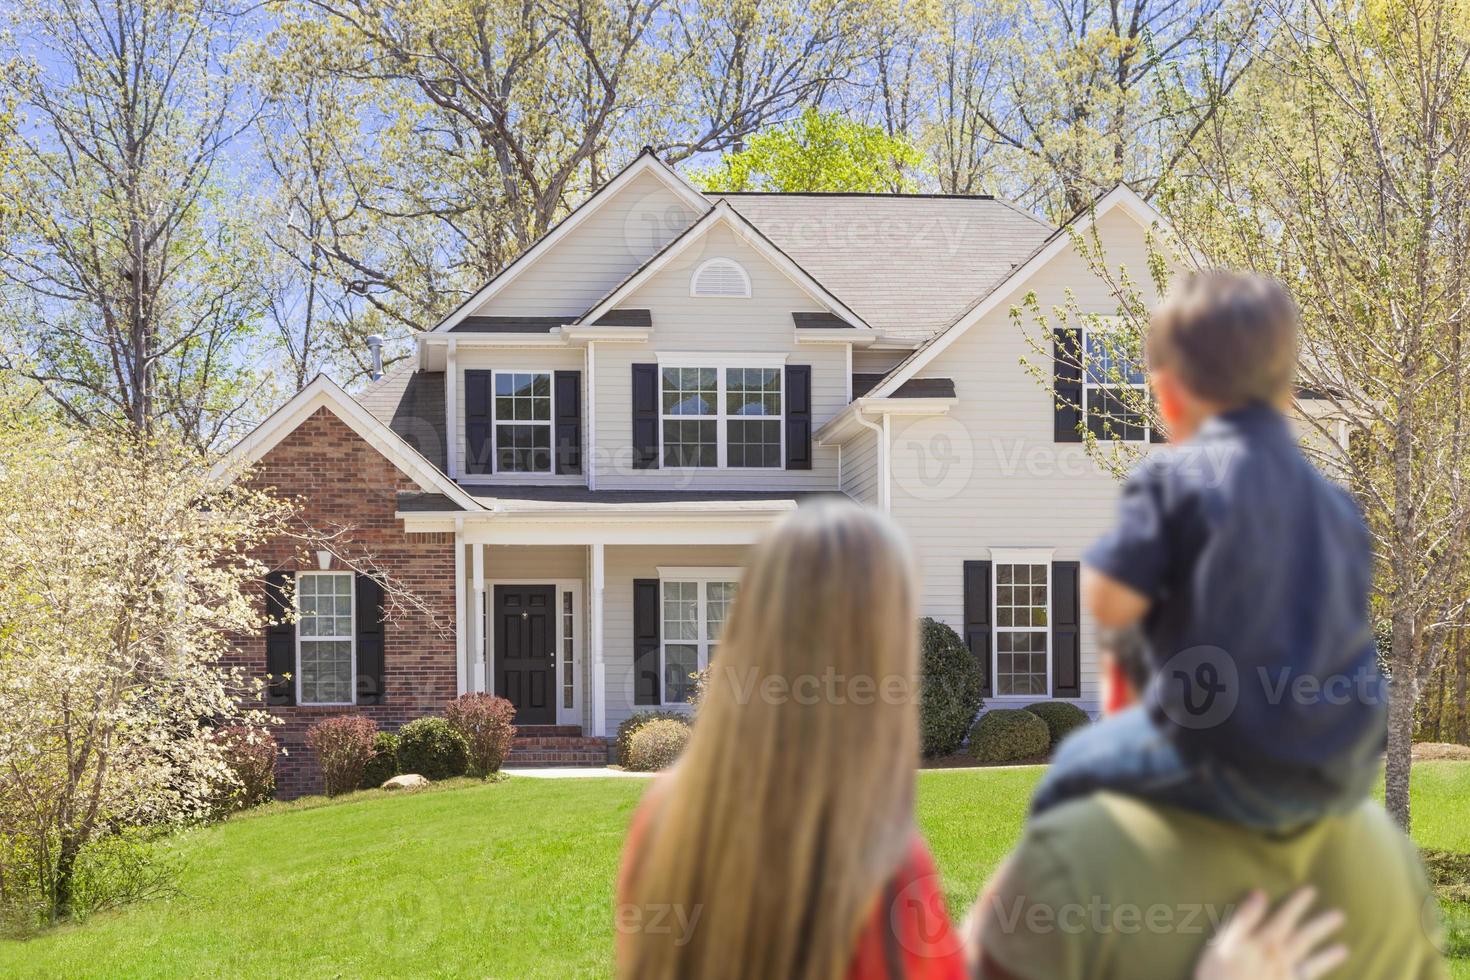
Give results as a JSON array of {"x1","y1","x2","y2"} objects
[
  {"x1": 514, "y1": 724, "x2": 585, "y2": 738},
  {"x1": 505, "y1": 732, "x2": 610, "y2": 768}
]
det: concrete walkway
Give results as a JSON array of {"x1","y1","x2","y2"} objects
[{"x1": 506, "y1": 766, "x2": 654, "y2": 779}]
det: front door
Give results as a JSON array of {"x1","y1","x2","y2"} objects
[{"x1": 494, "y1": 584, "x2": 556, "y2": 725}]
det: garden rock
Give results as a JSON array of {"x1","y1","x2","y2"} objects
[{"x1": 383, "y1": 774, "x2": 429, "y2": 791}]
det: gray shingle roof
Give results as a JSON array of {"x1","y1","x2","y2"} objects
[
  {"x1": 715, "y1": 194, "x2": 1052, "y2": 344},
  {"x1": 357, "y1": 358, "x2": 447, "y2": 473}
]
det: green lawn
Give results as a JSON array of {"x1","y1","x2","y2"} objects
[{"x1": 1, "y1": 764, "x2": 1465, "y2": 979}]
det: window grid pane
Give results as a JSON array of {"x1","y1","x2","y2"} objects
[
  {"x1": 495, "y1": 423, "x2": 551, "y2": 473},
  {"x1": 495, "y1": 372, "x2": 551, "y2": 421},
  {"x1": 661, "y1": 368, "x2": 716, "y2": 416},
  {"x1": 562, "y1": 591, "x2": 574, "y2": 710},
  {"x1": 1084, "y1": 330, "x2": 1148, "y2": 441},
  {"x1": 662, "y1": 419, "x2": 717, "y2": 468},
  {"x1": 706, "y1": 581, "x2": 737, "y2": 641},
  {"x1": 299, "y1": 573, "x2": 353, "y2": 704},
  {"x1": 994, "y1": 563, "x2": 1048, "y2": 697}
]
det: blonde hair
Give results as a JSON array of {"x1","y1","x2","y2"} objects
[
  {"x1": 1147, "y1": 271, "x2": 1299, "y2": 406},
  {"x1": 620, "y1": 500, "x2": 921, "y2": 980}
]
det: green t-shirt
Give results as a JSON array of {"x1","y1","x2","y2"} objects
[{"x1": 970, "y1": 792, "x2": 1447, "y2": 979}]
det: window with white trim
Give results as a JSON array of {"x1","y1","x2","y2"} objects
[
  {"x1": 297, "y1": 572, "x2": 355, "y2": 705},
  {"x1": 659, "y1": 571, "x2": 740, "y2": 704},
  {"x1": 992, "y1": 555, "x2": 1049, "y2": 697},
  {"x1": 1083, "y1": 326, "x2": 1150, "y2": 441},
  {"x1": 494, "y1": 370, "x2": 552, "y2": 473},
  {"x1": 690, "y1": 257, "x2": 751, "y2": 298},
  {"x1": 660, "y1": 365, "x2": 782, "y2": 468}
]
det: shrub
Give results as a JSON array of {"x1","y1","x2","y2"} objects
[
  {"x1": 625, "y1": 719, "x2": 692, "y2": 772},
  {"x1": 445, "y1": 694, "x2": 517, "y2": 777},
  {"x1": 615, "y1": 711, "x2": 690, "y2": 764},
  {"x1": 918, "y1": 618, "x2": 985, "y2": 757},
  {"x1": 360, "y1": 732, "x2": 400, "y2": 789},
  {"x1": 1024, "y1": 701, "x2": 1091, "y2": 748},
  {"x1": 307, "y1": 716, "x2": 378, "y2": 797},
  {"x1": 967, "y1": 709, "x2": 1050, "y2": 764},
  {"x1": 395, "y1": 717, "x2": 470, "y2": 780},
  {"x1": 213, "y1": 726, "x2": 278, "y2": 811}
]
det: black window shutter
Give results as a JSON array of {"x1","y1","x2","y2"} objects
[
  {"x1": 356, "y1": 574, "x2": 386, "y2": 704},
  {"x1": 1053, "y1": 328, "x2": 1084, "y2": 443},
  {"x1": 554, "y1": 370, "x2": 582, "y2": 474},
  {"x1": 631, "y1": 364, "x2": 659, "y2": 469},
  {"x1": 465, "y1": 369, "x2": 494, "y2": 474},
  {"x1": 264, "y1": 571, "x2": 295, "y2": 706},
  {"x1": 633, "y1": 579, "x2": 661, "y2": 705},
  {"x1": 785, "y1": 364, "x2": 812, "y2": 470},
  {"x1": 1051, "y1": 561, "x2": 1082, "y2": 698},
  {"x1": 963, "y1": 560, "x2": 993, "y2": 698}
]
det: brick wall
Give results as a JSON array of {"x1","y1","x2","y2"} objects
[{"x1": 227, "y1": 407, "x2": 457, "y2": 798}]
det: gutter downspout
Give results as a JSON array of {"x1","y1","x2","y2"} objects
[{"x1": 854, "y1": 410, "x2": 889, "y2": 513}]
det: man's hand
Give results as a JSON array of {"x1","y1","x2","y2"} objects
[
  {"x1": 1082, "y1": 566, "x2": 1151, "y2": 628},
  {"x1": 1195, "y1": 888, "x2": 1348, "y2": 980}
]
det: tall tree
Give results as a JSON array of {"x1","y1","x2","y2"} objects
[
  {"x1": 0, "y1": 0, "x2": 267, "y2": 447},
  {"x1": 1169, "y1": 0, "x2": 1470, "y2": 831},
  {"x1": 692, "y1": 108, "x2": 926, "y2": 192},
  {"x1": 944, "y1": 0, "x2": 1272, "y2": 217}
]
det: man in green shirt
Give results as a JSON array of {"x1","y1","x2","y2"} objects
[{"x1": 966, "y1": 647, "x2": 1447, "y2": 979}]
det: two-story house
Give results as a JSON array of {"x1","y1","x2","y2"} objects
[{"x1": 218, "y1": 149, "x2": 1190, "y2": 794}]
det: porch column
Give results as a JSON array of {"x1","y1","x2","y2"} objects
[
  {"x1": 454, "y1": 523, "x2": 466, "y2": 695},
  {"x1": 472, "y1": 542, "x2": 487, "y2": 693},
  {"x1": 591, "y1": 542, "x2": 607, "y2": 736}
]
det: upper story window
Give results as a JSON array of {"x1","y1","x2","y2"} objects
[
  {"x1": 297, "y1": 571, "x2": 355, "y2": 705},
  {"x1": 494, "y1": 371, "x2": 552, "y2": 473},
  {"x1": 690, "y1": 258, "x2": 751, "y2": 298},
  {"x1": 1083, "y1": 326, "x2": 1150, "y2": 442},
  {"x1": 660, "y1": 359, "x2": 783, "y2": 469}
]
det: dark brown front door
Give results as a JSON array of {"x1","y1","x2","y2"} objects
[{"x1": 494, "y1": 584, "x2": 556, "y2": 725}]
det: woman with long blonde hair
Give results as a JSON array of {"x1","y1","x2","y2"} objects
[{"x1": 616, "y1": 500, "x2": 963, "y2": 980}]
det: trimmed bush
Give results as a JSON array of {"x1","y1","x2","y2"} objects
[
  {"x1": 360, "y1": 732, "x2": 399, "y2": 789},
  {"x1": 918, "y1": 618, "x2": 985, "y2": 757},
  {"x1": 213, "y1": 726, "x2": 278, "y2": 811},
  {"x1": 625, "y1": 719, "x2": 692, "y2": 772},
  {"x1": 615, "y1": 710, "x2": 690, "y2": 764},
  {"x1": 306, "y1": 716, "x2": 378, "y2": 797},
  {"x1": 967, "y1": 709, "x2": 1050, "y2": 764},
  {"x1": 1024, "y1": 701, "x2": 1091, "y2": 748},
  {"x1": 445, "y1": 694, "x2": 517, "y2": 777},
  {"x1": 395, "y1": 717, "x2": 470, "y2": 781}
]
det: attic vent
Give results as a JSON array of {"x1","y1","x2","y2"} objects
[{"x1": 690, "y1": 258, "x2": 751, "y2": 298}]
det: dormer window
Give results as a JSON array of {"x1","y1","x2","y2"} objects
[{"x1": 690, "y1": 258, "x2": 751, "y2": 298}]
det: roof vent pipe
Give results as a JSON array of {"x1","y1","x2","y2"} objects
[{"x1": 366, "y1": 335, "x2": 384, "y2": 381}]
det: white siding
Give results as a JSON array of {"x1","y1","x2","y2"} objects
[
  {"x1": 476, "y1": 170, "x2": 701, "y2": 317},
  {"x1": 454, "y1": 347, "x2": 586, "y2": 486},
  {"x1": 839, "y1": 427, "x2": 880, "y2": 505},
  {"x1": 853, "y1": 349, "x2": 911, "y2": 374},
  {"x1": 602, "y1": 544, "x2": 750, "y2": 730},
  {"x1": 887, "y1": 208, "x2": 1175, "y2": 716},
  {"x1": 591, "y1": 223, "x2": 848, "y2": 490}
]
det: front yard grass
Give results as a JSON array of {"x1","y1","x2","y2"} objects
[{"x1": 1, "y1": 763, "x2": 1465, "y2": 978}]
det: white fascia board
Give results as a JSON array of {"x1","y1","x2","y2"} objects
[
  {"x1": 443, "y1": 331, "x2": 572, "y2": 347},
  {"x1": 560, "y1": 325, "x2": 652, "y2": 343},
  {"x1": 816, "y1": 396, "x2": 957, "y2": 444},
  {"x1": 868, "y1": 184, "x2": 1178, "y2": 399},
  {"x1": 577, "y1": 202, "x2": 874, "y2": 332},
  {"x1": 795, "y1": 328, "x2": 876, "y2": 347},
  {"x1": 430, "y1": 154, "x2": 708, "y2": 334},
  {"x1": 211, "y1": 375, "x2": 482, "y2": 511}
]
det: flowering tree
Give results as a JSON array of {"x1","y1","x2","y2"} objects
[{"x1": 0, "y1": 417, "x2": 288, "y2": 922}]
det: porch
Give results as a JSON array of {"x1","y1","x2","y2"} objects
[{"x1": 399, "y1": 489, "x2": 820, "y2": 744}]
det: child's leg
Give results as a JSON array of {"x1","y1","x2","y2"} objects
[
  {"x1": 1029, "y1": 705, "x2": 1193, "y2": 818},
  {"x1": 1029, "y1": 706, "x2": 1353, "y2": 831}
]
